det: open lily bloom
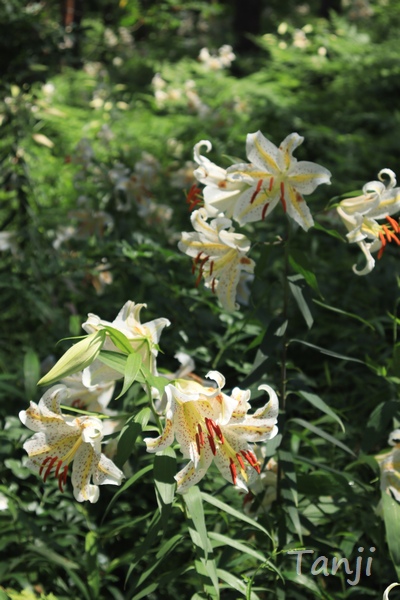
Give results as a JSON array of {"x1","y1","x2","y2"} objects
[
  {"x1": 19, "y1": 385, "x2": 124, "y2": 503},
  {"x1": 225, "y1": 131, "x2": 331, "y2": 229},
  {"x1": 82, "y1": 301, "x2": 170, "y2": 386},
  {"x1": 178, "y1": 208, "x2": 255, "y2": 312},
  {"x1": 193, "y1": 141, "x2": 247, "y2": 218},
  {"x1": 375, "y1": 429, "x2": 400, "y2": 502},
  {"x1": 144, "y1": 372, "x2": 279, "y2": 493},
  {"x1": 337, "y1": 169, "x2": 400, "y2": 275}
]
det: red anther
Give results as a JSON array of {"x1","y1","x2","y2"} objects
[
  {"x1": 43, "y1": 456, "x2": 58, "y2": 482},
  {"x1": 280, "y1": 182, "x2": 287, "y2": 212},
  {"x1": 199, "y1": 256, "x2": 209, "y2": 274},
  {"x1": 186, "y1": 185, "x2": 203, "y2": 211},
  {"x1": 58, "y1": 465, "x2": 68, "y2": 492},
  {"x1": 197, "y1": 424, "x2": 205, "y2": 447},
  {"x1": 229, "y1": 458, "x2": 237, "y2": 485},
  {"x1": 195, "y1": 271, "x2": 203, "y2": 287},
  {"x1": 54, "y1": 460, "x2": 63, "y2": 478},
  {"x1": 261, "y1": 202, "x2": 270, "y2": 221},
  {"x1": 386, "y1": 215, "x2": 400, "y2": 232},
  {"x1": 236, "y1": 453, "x2": 245, "y2": 470},
  {"x1": 211, "y1": 278, "x2": 216, "y2": 294},
  {"x1": 208, "y1": 434, "x2": 217, "y2": 455},
  {"x1": 212, "y1": 422, "x2": 225, "y2": 444},
  {"x1": 269, "y1": 177, "x2": 274, "y2": 192},
  {"x1": 205, "y1": 418, "x2": 214, "y2": 438},
  {"x1": 392, "y1": 233, "x2": 400, "y2": 246},
  {"x1": 379, "y1": 231, "x2": 387, "y2": 247},
  {"x1": 247, "y1": 450, "x2": 258, "y2": 466},
  {"x1": 250, "y1": 179, "x2": 263, "y2": 204},
  {"x1": 378, "y1": 245, "x2": 385, "y2": 260},
  {"x1": 192, "y1": 252, "x2": 203, "y2": 274},
  {"x1": 195, "y1": 433, "x2": 201, "y2": 455},
  {"x1": 71, "y1": 399, "x2": 84, "y2": 409},
  {"x1": 209, "y1": 260, "x2": 214, "y2": 277},
  {"x1": 39, "y1": 456, "x2": 51, "y2": 476}
]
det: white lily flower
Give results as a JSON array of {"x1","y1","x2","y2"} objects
[
  {"x1": 82, "y1": 301, "x2": 170, "y2": 386},
  {"x1": 144, "y1": 373, "x2": 279, "y2": 493},
  {"x1": 178, "y1": 208, "x2": 255, "y2": 312},
  {"x1": 375, "y1": 429, "x2": 400, "y2": 502},
  {"x1": 337, "y1": 169, "x2": 400, "y2": 275},
  {"x1": 61, "y1": 372, "x2": 115, "y2": 413},
  {"x1": 193, "y1": 140, "x2": 246, "y2": 218},
  {"x1": 227, "y1": 131, "x2": 331, "y2": 229},
  {"x1": 19, "y1": 385, "x2": 124, "y2": 503}
]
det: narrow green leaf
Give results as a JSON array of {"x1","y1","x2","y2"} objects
[
  {"x1": 382, "y1": 492, "x2": 400, "y2": 579},
  {"x1": 298, "y1": 391, "x2": 345, "y2": 432},
  {"x1": 289, "y1": 251, "x2": 321, "y2": 296},
  {"x1": 154, "y1": 447, "x2": 177, "y2": 506},
  {"x1": 183, "y1": 486, "x2": 210, "y2": 560},
  {"x1": 98, "y1": 349, "x2": 127, "y2": 376},
  {"x1": 131, "y1": 583, "x2": 159, "y2": 600},
  {"x1": 23, "y1": 348, "x2": 40, "y2": 399},
  {"x1": 103, "y1": 464, "x2": 153, "y2": 521},
  {"x1": 290, "y1": 339, "x2": 366, "y2": 364},
  {"x1": 201, "y1": 492, "x2": 273, "y2": 540},
  {"x1": 115, "y1": 352, "x2": 143, "y2": 399},
  {"x1": 312, "y1": 298, "x2": 375, "y2": 330},
  {"x1": 217, "y1": 568, "x2": 260, "y2": 599},
  {"x1": 288, "y1": 276, "x2": 314, "y2": 329},
  {"x1": 85, "y1": 531, "x2": 100, "y2": 598},
  {"x1": 208, "y1": 532, "x2": 266, "y2": 562},
  {"x1": 279, "y1": 450, "x2": 302, "y2": 543},
  {"x1": 290, "y1": 418, "x2": 356, "y2": 456},
  {"x1": 102, "y1": 325, "x2": 135, "y2": 354},
  {"x1": 313, "y1": 220, "x2": 346, "y2": 241},
  {"x1": 38, "y1": 330, "x2": 106, "y2": 386}
]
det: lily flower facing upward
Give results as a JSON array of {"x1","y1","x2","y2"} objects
[
  {"x1": 376, "y1": 429, "x2": 400, "y2": 503},
  {"x1": 19, "y1": 385, "x2": 124, "y2": 503},
  {"x1": 179, "y1": 208, "x2": 255, "y2": 312},
  {"x1": 82, "y1": 301, "x2": 170, "y2": 386},
  {"x1": 337, "y1": 169, "x2": 400, "y2": 275},
  {"x1": 144, "y1": 372, "x2": 279, "y2": 493},
  {"x1": 226, "y1": 131, "x2": 331, "y2": 229}
]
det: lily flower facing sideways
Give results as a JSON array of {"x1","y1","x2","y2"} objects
[
  {"x1": 337, "y1": 169, "x2": 400, "y2": 275},
  {"x1": 144, "y1": 371, "x2": 279, "y2": 493},
  {"x1": 178, "y1": 208, "x2": 255, "y2": 312},
  {"x1": 225, "y1": 131, "x2": 331, "y2": 229},
  {"x1": 19, "y1": 385, "x2": 124, "y2": 503}
]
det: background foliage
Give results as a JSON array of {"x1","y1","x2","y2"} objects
[{"x1": 1, "y1": 0, "x2": 400, "y2": 598}]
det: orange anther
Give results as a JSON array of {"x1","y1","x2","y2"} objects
[{"x1": 229, "y1": 458, "x2": 237, "y2": 485}]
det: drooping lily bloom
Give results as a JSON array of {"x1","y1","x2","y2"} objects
[
  {"x1": 224, "y1": 131, "x2": 331, "y2": 229},
  {"x1": 19, "y1": 385, "x2": 124, "y2": 503},
  {"x1": 178, "y1": 208, "x2": 255, "y2": 312},
  {"x1": 193, "y1": 140, "x2": 247, "y2": 218},
  {"x1": 144, "y1": 372, "x2": 279, "y2": 493},
  {"x1": 375, "y1": 429, "x2": 400, "y2": 503},
  {"x1": 337, "y1": 169, "x2": 400, "y2": 275},
  {"x1": 82, "y1": 301, "x2": 170, "y2": 386}
]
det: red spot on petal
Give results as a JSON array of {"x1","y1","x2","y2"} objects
[{"x1": 280, "y1": 182, "x2": 287, "y2": 212}]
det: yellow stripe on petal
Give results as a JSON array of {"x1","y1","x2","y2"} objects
[{"x1": 254, "y1": 137, "x2": 279, "y2": 173}]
